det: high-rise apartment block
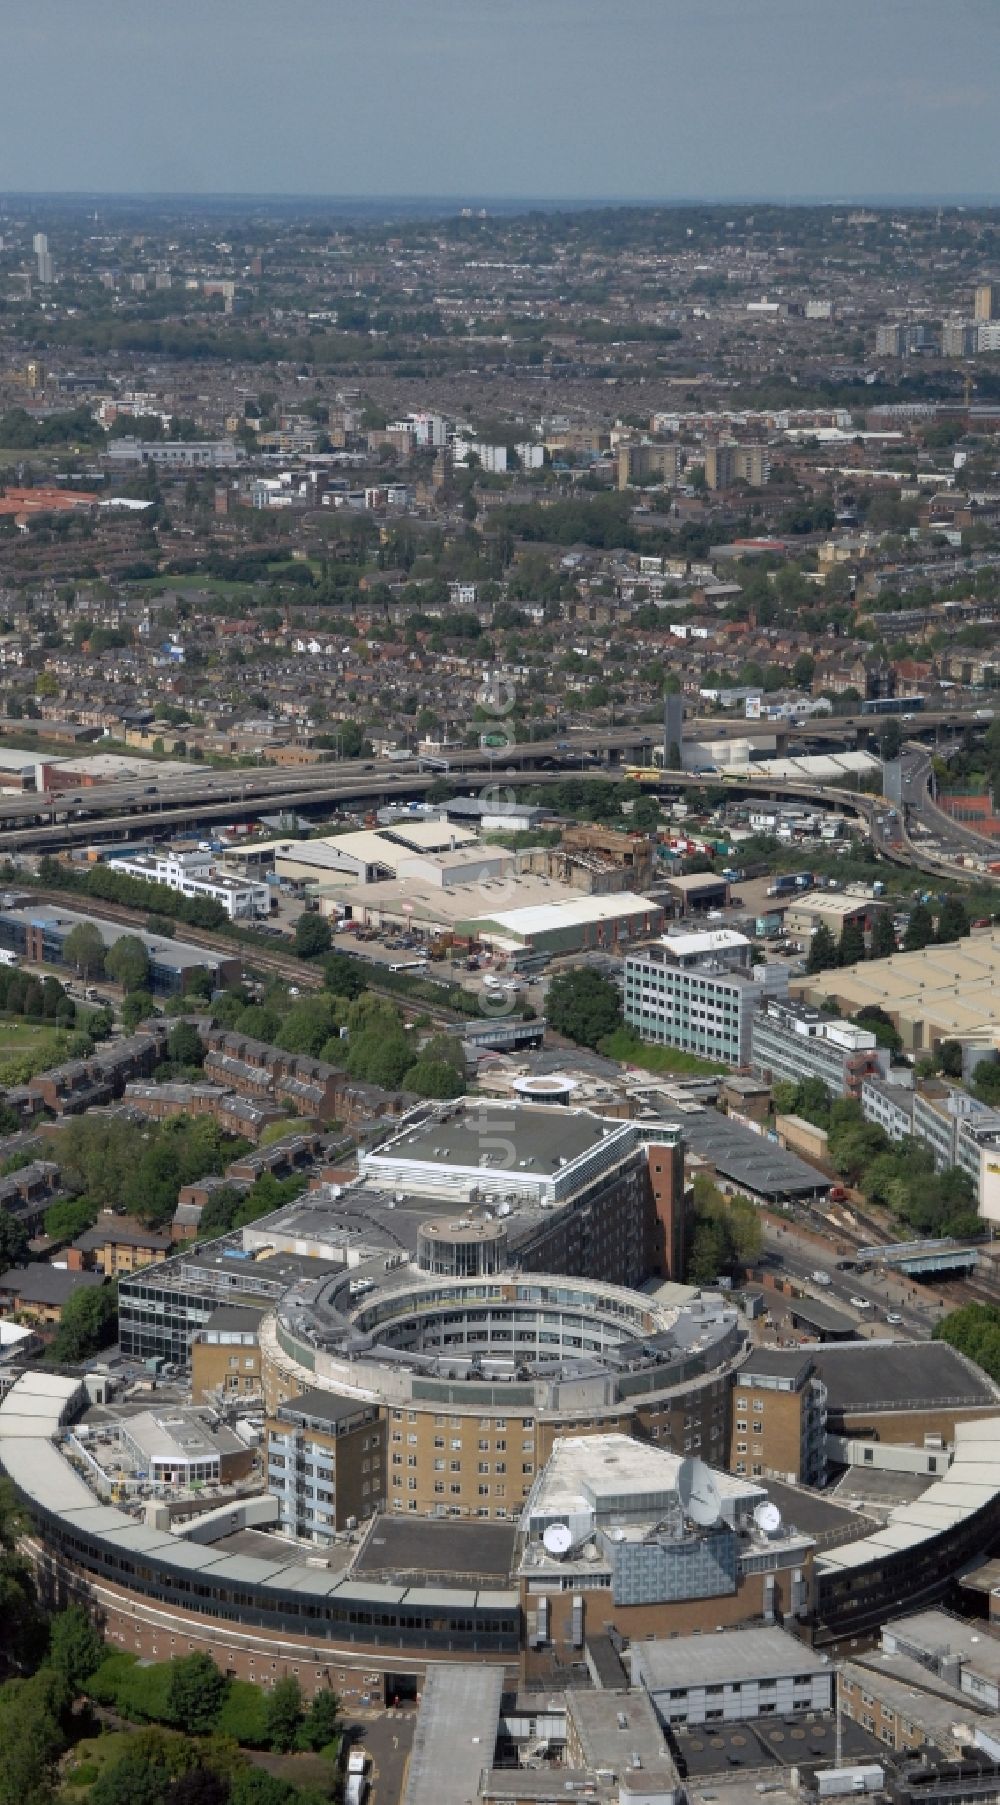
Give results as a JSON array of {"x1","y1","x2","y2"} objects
[
  {"x1": 974, "y1": 282, "x2": 998, "y2": 322},
  {"x1": 942, "y1": 321, "x2": 977, "y2": 357},
  {"x1": 616, "y1": 441, "x2": 679, "y2": 489},
  {"x1": 875, "y1": 322, "x2": 905, "y2": 357},
  {"x1": 704, "y1": 443, "x2": 770, "y2": 490}
]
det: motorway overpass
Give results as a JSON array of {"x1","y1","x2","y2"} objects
[
  {"x1": 0, "y1": 707, "x2": 978, "y2": 833},
  {"x1": 0, "y1": 764, "x2": 882, "y2": 854}
]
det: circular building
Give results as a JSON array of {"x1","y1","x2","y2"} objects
[{"x1": 262, "y1": 1266, "x2": 746, "y2": 1524}]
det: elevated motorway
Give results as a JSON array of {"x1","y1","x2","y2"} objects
[
  {"x1": 0, "y1": 705, "x2": 981, "y2": 838},
  {"x1": 0, "y1": 762, "x2": 890, "y2": 855}
]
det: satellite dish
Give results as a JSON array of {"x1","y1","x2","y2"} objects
[
  {"x1": 754, "y1": 1501, "x2": 782, "y2": 1537},
  {"x1": 542, "y1": 1522, "x2": 573, "y2": 1557},
  {"x1": 678, "y1": 1456, "x2": 722, "y2": 1527}
]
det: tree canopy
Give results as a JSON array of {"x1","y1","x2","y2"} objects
[{"x1": 546, "y1": 967, "x2": 621, "y2": 1048}]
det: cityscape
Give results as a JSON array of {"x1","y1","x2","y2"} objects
[{"x1": 3, "y1": 8, "x2": 1000, "y2": 1805}]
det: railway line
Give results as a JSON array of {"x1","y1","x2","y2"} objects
[{"x1": 25, "y1": 887, "x2": 474, "y2": 1028}]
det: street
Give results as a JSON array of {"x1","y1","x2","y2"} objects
[{"x1": 759, "y1": 1214, "x2": 953, "y2": 1341}]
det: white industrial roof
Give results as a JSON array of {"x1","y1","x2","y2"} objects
[
  {"x1": 475, "y1": 891, "x2": 655, "y2": 934},
  {"x1": 658, "y1": 927, "x2": 750, "y2": 957}
]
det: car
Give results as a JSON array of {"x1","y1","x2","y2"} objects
[
  {"x1": 885, "y1": 1312, "x2": 904, "y2": 1326},
  {"x1": 850, "y1": 1295, "x2": 873, "y2": 1311},
  {"x1": 811, "y1": 1270, "x2": 832, "y2": 1288}
]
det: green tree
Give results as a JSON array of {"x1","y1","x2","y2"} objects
[
  {"x1": 806, "y1": 923, "x2": 838, "y2": 974},
  {"x1": 88, "y1": 1740, "x2": 173, "y2": 1805},
  {"x1": 43, "y1": 1197, "x2": 98, "y2": 1243},
  {"x1": 47, "y1": 1282, "x2": 117, "y2": 1363},
  {"x1": 870, "y1": 910, "x2": 897, "y2": 959},
  {"x1": 167, "y1": 1021, "x2": 205, "y2": 1067},
  {"x1": 973, "y1": 1058, "x2": 1000, "y2": 1104},
  {"x1": 934, "y1": 1302, "x2": 1000, "y2": 1384},
  {"x1": 838, "y1": 919, "x2": 866, "y2": 968},
  {"x1": 937, "y1": 894, "x2": 970, "y2": 943},
  {"x1": 0, "y1": 1667, "x2": 69, "y2": 1805},
  {"x1": 165, "y1": 1652, "x2": 227, "y2": 1735},
  {"x1": 0, "y1": 1207, "x2": 29, "y2": 1269},
  {"x1": 546, "y1": 967, "x2": 621, "y2": 1049},
  {"x1": 403, "y1": 1058, "x2": 465, "y2": 1099},
  {"x1": 276, "y1": 995, "x2": 343, "y2": 1058},
  {"x1": 106, "y1": 935, "x2": 151, "y2": 993},
  {"x1": 264, "y1": 1675, "x2": 303, "y2": 1752},
  {"x1": 294, "y1": 914, "x2": 333, "y2": 959},
  {"x1": 346, "y1": 1023, "x2": 412, "y2": 1088},
  {"x1": 686, "y1": 1217, "x2": 727, "y2": 1286},
  {"x1": 121, "y1": 990, "x2": 157, "y2": 1031},
  {"x1": 854, "y1": 1004, "x2": 902, "y2": 1053},
  {"x1": 48, "y1": 1602, "x2": 104, "y2": 1694},
  {"x1": 322, "y1": 951, "x2": 367, "y2": 1000},
  {"x1": 299, "y1": 1687, "x2": 340, "y2": 1751},
  {"x1": 939, "y1": 1039, "x2": 964, "y2": 1079},
  {"x1": 903, "y1": 902, "x2": 934, "y2": 951},
  {"x1": 63, "y1": 921, "x2": 106, "y2": 979}
]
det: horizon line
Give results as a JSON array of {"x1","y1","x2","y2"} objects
[{"x1": 4, "y1": 189, "x2": 1000, "y2": 209}]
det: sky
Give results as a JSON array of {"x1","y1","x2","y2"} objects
[{"x1": 3, "y1": 0, "x2": 999, "y2": 203}]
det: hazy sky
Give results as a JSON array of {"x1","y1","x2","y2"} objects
[{"x1": 4, "y1": 0, "x2": 999, "y2": 201}]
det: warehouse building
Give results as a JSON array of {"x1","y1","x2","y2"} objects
[
  {"x1": 466, "y1": 891, "x2": 664, "y2": 957},
  {"x1": 794, "y1": 929, "x2": 1000, "y2": 1055}
]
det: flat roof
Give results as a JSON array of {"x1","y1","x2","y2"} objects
[
  {"x1": 279, "y1": 1386, "x2": 374, "y2": 1428},
  {"x1": 404, "y1": 1664, "x2": 504, "y2": 1805},
  {"x1": 566, "y1": 1689, "x2": 678, "y2": 1782},
  {"x1": 655, "y1": 926, "x2": 749, "y2": 957},
  {"x1": 883, "y1": 1608, "x2": 1000, "y2": 1682},
  {"x1": 121, "y1": 1408, "x2": 245, "y2": 1464},
  {"x1": 631, "y1": 1625, "x2": 829, "y2": 1692},
  {"x1": 372, "y1": 1100, "x2": 631, "y2": 1179},
  {"x1": 664, "y1": 873, "x2": 730, "y2": 894},
  {"x1": 807, "y1": 1341, "x2": 999, "y2": 1413},
  {"x1": 379, "y1": 820, "x2": 480, "y2": 852},
  {"x1": 786, "y1": 1295, "x2": 861, "y2": 1336},
  {"x1": 355, "y1": 1515, "x2": 516, "y2": 1585},
  {"x1": 785, "y1": 894, "x2": 869, "y2": 920}
]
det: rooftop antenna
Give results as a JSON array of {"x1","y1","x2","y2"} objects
[{"x1": 677, "y1": 1456, "x2": 722, "y2": 1528}]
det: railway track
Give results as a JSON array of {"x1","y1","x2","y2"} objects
[{"x1": 24, "y1": 887, "x2": 469, "y2": 1028}]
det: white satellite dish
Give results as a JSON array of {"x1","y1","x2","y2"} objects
[
  {"x1": 542, "y1": 1522, "x2": 573, "y2": 1557},
  {"x1": 678, "y1": 1456, "x2": 722, "y2": 1528},
  {"x1": 754, "y1": 1501, "x2": 782, "y2": 1537}
]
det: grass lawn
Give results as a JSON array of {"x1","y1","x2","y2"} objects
[
  {"x1": 0, "y1": 447, "x2": 63, "y2": 467},
  {"x1": 599, "y1": 1026, "x2": 728, "y2": 1077},
  {"x1": 0, "y1": 1016, "x2": 69, "y2": 1055}
]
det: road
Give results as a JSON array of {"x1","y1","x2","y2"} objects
[
  {"x1": 342, "y1": 1706, "x2": 415, "y2": 1805},
  {"x1": 900, "y1": 743, "x2": 1000, "y2": 865},
  {"x1": 760, "y1": 1216, "x2": 952, "y2": 1342}
]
